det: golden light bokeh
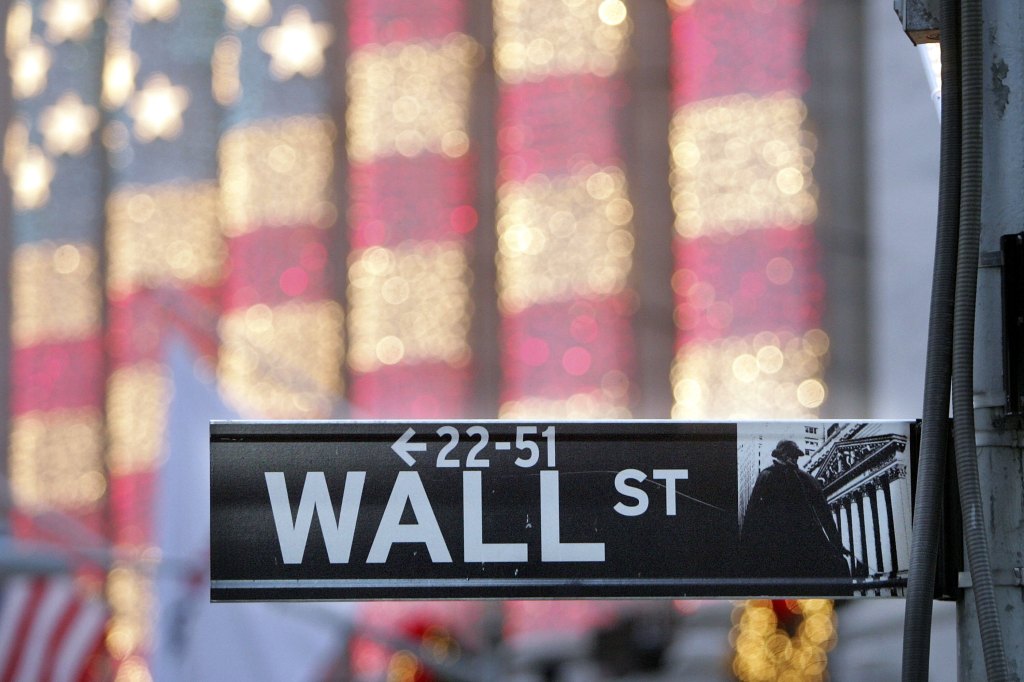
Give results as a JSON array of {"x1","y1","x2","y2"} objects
[
  {"x1": 128, "y1": 73, "x2": 190, "y2": 142},
  {"x1": 9, "y1": 408, "x2": 106, "y2": 512},
  {"x1": 348, "y1": 242, "x2": 472, "y2": 373},
  {"x1": 130, "y1": 0, "x2": 179, "y2": 24},
  {"x1": 731, "y1": 600, "x2": 836, "y2": 682},
  {"x1": 670, "y1": 93, "x2": 818, "y2": 238},
  {"x1": 494, "y1": 0, "x2": 630, "y2": 82},
  {"x1": 12, "y1": 242, "x2": 101, "y2": 347},
  {"x1": 6, "y1": 1, "x2": 32, "y2": 59},
  {"x1": 346, "y1": 34, "x2": 481, "y2": 163},
  {"x1": 102, "y1": 46, "x2": 140, "y2": 109},
  {"x1": 497, "y1": 166, "x2": 634, "y2": 312},
  {"x1": 258, "y1": 6, "x2": 333, "y2": 80},
  {"x1": 11, "y1": 39, "x2": 52, "y2": 99},
  {"x1": 500, "y1": 388, "x2": 633, "y2": 420},
  {"x1": 224, "y1": 0, "x2": 271, "y2": 29},
  {"x1": 670, "y1": 330, "x2": 830, "y2": 419},
  {"x1": 106, "y1": 182, "x2": 224, "y2": 293},
  {"x1": 41, "y1": 0, "x2": 100, "y2": 43},
  {"x1": 218, "y1": 300, "x2": 344, "y2": 418},
  {"x1": 219, "y1": 116, "x2": 336, "y2": 234},
  {"x1": 212, "y1": 35, "x2": 242, "y2": 106},
  {"x1": 40, "y1": 91, "x2": 100, "y2": 155},
  {"x1": 106, "y1": 362, "x2": 172, "y2": 475}
]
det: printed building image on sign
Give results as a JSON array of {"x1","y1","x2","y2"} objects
[{"x1": 209, "y1": 420, "x2": 913, "y2": 601}]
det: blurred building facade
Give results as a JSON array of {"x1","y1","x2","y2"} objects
[{"x1": 1, "y1": 0, "x2": 950, "y2": 680}]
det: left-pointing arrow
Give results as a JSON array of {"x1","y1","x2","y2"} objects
[{"x1": 392, "y1": 427, "x2": 426, "y2": 466}]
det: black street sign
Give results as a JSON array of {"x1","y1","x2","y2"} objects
[{"x1": 210, "y1": 420, "x2": 914, "y2": 601}]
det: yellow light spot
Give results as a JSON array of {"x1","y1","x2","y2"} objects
[
  {"x1": 586, "y1": 171, "x2": 617, "y2": 200},
  {"x1": 259, "y1": 6, "x2": 333, "y2": 80},
  {"x1": 52, "y1": 244, "x2": 81, "y2": 274},
  {"x1": 11, "y1": 40, "x2": 52, "y2": 99},
  {"x1": 102, "y1": 47, "x2": 139, "y2": 108},
  {"x1": 756, "y1": 344, "x2": 784, "y2": 374},
  {"x1": 598, "y1": 0, "x2": 628, "y2": 26},
  {"x1": 41, "y1": 0, "x2": 100, "y2": 43},
  {"x1": 731, "y1": 354, "x2": 759, "y2": 383},
  {"x1": 225, "y1": 0, "x2": 270, "y2": 28},
  {"x1": 128, "y1": 74, "x2": 190, "y2": 142},
  {"x1": 11, "y1": 146, "x2": 55, "y2": 211},
  {"x1": 775, "y1": 166, "x2": 805, "y2": 195},
  {"x1": 39, "y1": 92, "x2": 99, "y2": 156},
  {"x1": 376, "y1": 336, "x2": 405, "y2": 365},
  {"x1": 440, "y1": 130, "x2": 470, "y2": 157},
  {"x1": 131, "y1": 0, "x2": 178, "y2": 23},
  {"x1": 6, "y1": 2, "x2": 32, "y2": 59},
  {"x1": 673, "y1": 377, "x2": 703, "y2": 405},
  {"x1": 212, "y1": 35, "x2": 242, "y2": 106},
  {"x1": 797, "y1": 379, "x2": 826, "y2": 408},
  {"x1": 114, "y1": 657, "x2": 153, "y2": 682},
  {"x1": 4, "y1": 118, "x2": 29, "y2": 175},
  {"x1": 266, "y1": 143, "x2": 297, "y2": 173}
]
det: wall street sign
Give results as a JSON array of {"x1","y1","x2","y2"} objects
[{"x1": 210, "y1": 420, "x2": 915, "y2": 601}]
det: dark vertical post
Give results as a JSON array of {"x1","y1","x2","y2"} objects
[
  {"x1": 623, "y1": 0, "x2": 674, "y2": 418},
  {"x1": 0, "y1": 0, "x2": 12, "y2": 530},
  {"x1": 805, "y1": 0, "x2": 869, "y2": 418},
  {"x1": 467, "y1": 0, "x2": 499, "y2": 419}
]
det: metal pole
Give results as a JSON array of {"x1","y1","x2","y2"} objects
[{"x1": 957, "y1": 0, "x2": 1024, "y2": 678}]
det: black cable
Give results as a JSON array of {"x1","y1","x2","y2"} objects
[
  {"x1": 900, "y1": 0, "x2": 960, "y2": 676},
  {"x1": 950, "y1": 0, "x2": 1009, "y2": 676}
]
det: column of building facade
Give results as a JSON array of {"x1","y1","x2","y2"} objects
[{"x1": 102, "y1": 2, "x2": 226, "y2": 675}]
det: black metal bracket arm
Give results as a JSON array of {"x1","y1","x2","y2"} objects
[
  {"x1": 1000, "y1": 232, "x2": 1024, "y2": 429},
  {"x1": 909, "y1": 420, "x2": 964, "y2": 601}
]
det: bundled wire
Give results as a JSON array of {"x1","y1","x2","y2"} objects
[{"x1": 902, "y1": 0, "x2": 1010, "y2": 678}]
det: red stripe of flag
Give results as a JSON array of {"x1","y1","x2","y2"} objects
[
  {"x1": 0, "y1": 577, "x2": 108, "y2": 682},
  {"x1": 36, "y1": 594, "x2": 81, "y2": 682},
  {"x1": 0, "y1": 578, "x2": 47, "y2": 682}
]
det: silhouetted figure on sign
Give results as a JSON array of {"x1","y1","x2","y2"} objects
[{"x1": 739, "y1": 440, "x2": 851, "y2": 588}]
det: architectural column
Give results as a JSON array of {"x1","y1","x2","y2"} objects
[
  {"x1": 867, "y1": 482, "x2": 885, "y2": 593},
  {"x1": 844, "y1": 497, "x2": 856, "y2": 576},
  {"x1": 856, "y1": 493, "x2": 869, "y2": 577},
  {"x1": 882, "y1": 472, "x2": 900, "y2": 573}
]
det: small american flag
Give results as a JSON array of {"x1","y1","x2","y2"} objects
[{"x1": 0, "y1": 577, "x2": 107, "y2": 682}]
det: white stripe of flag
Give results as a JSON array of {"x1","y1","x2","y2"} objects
[{"x1": 0, "y1": 577, "x2": 107, "y2": 682}]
